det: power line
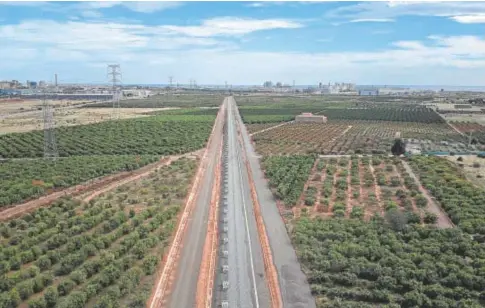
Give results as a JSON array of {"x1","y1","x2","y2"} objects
[
  {"x1": 169, "y1": 76, "x2": 174, "y2": 88},
  {"x1": 107, "y1": 64, "x2": 122, "y2": 120},
  {"x1": 43, "y1": 88, "x2": 58, "y2": 160}
]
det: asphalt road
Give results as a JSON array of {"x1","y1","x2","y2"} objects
[
  {"x1": 232, "y1": 97, "x2": 316, "y2": 308},
  {"x1": 166, "y1": 99, "x2": 225, "y2": 308},
  {"x1": 213, "y1": 98, "x2": 270, "y2": 308}
]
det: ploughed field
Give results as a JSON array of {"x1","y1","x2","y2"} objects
[
  {"x1": 0, "y1": 157, "x2": 197, "y2": 308},
  {"x1": 261, "y1": 154, "x2": 485, "y2": 308}
]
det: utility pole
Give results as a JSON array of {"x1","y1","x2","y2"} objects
[
  {"x1": 169, "y1": 76, "x2": 173, "y2": 89},
  {"x1": 107, "y1": 64, "x2": 122, "y2": 120},
  {"x1": 43, "y1": 88, "x2": 58, "y2": 159},
  {"x1": 293, "y1": 80, "x2": 295, "y2": 94}
]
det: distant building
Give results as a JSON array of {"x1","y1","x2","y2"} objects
[
  {"x1": 295, "y1": 112, "x2": 328, "y2": 123},
  {"x1": 0, "y1": 81, "x2": 10, "y2": 89},
  {"x1": 263, "y1": 81, "x2": 273, "y2": 88},
  {"x1": 38, "y1": 81, "x2": 46, "y2": 88},
  {"x1": 359, "y1": 89, "x2": 379, "y2": 96}
]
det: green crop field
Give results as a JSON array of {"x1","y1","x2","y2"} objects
[
  {"x1": 0, "y1": 155, "x2": 159, "y2": 208},
  {"x1": 85, "y1": 94, "x2": 223, "y2": 108},
  {"x1": 0, "y1": 158, "x2": 197, "y2": 308},
  {"x1": 0, "y1": 113, "x2": 215, "y2": 158}
]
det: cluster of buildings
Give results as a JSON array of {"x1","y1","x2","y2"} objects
[{"x1": 0, "y1": 79, "x2": 48, "y2": 90}]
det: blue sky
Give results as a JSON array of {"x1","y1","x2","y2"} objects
[{"x1": 1, "y1": 1, "x2": 485, "y2": 86}]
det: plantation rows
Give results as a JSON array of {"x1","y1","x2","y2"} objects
[
  {"x1": 297, "y1": 157, "x2": 433, "y2": 222},
  {"x1": 262, "y1": 155, "x2": 315, "y2": 206},
  {"x1": 84, "y1": 95, "x2": 222, "y2": 108},
  {"x1": 0, "y1": 114, "x2": 214, "y2": 158},
  {"x1": 0, "y1": 155, "x2": 159, "y2": 208},
  {"x1": 408, "y1": 156, "x2": 485, "y2": 236},
  {"x1": 253, "y1": 121, "x2": 464, "y2": 156},
  {"x1": 322, "y1": 107, "x2": 444, "y2": 123},
  {"x1": 292, "y1": 218, "x2": 485, "y2": 308},
  {"x1": 263, "y1": 155, "x2": 436, "y2": 226},
  {"x1": 0, "y1": 157, "x2": 197, "y2": 307},
  {"x1": 240, "y1": 105, "x2": 444, "y2": 124}
]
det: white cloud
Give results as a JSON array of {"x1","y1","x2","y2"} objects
[
  {"x1": 0, "y1": 1, "x2": 182, "y2": 14},
  {"x1": 327, "y1": 1, "x2": 485, "y2": 24},
  {"x1": 247, "y1": 2, "x2": 265, "y2": 8},
  {"x1": 450, "y1": 14, "x2": 485, "y2": 24},
  {"x1": 160, "y1": 17, "x2": 303, "y2": 37},
  {"x1": 1, "y1": 18, "x2": 485, "y2": 85},
  {"x1": 121, "y1": 2, "x2": 182, "y2": 13},
  {"x1": 80, "y1": 10, "x2": 103, "y2": 19},
  {"x1": 349, "y1": 18, "x2": 394, "y2": 23}
]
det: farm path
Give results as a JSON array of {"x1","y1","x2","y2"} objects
[
  {"x1": 250, "y1": 120, "x2": 294, "y2": 136},
  {"x1": 401, "y1": 160, "x2": 455, "y2": 229},
  {"x1": 0, "y1": 150, "x2": 203, "y2": 222}
]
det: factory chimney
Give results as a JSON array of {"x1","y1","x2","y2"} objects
[{"x1": 54, "y1": 74, "x2": 58, "y2": 87}]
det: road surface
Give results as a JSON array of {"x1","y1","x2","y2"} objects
[
  {"x1": 160, "y1": 99, "x2": 225, "y2": 308},
  {"x1": 213, "y1": 98, "x2": 271, "y2": 307},
  {"x1": 232, "y1": 96, "x2": 316, "y2": 308}
]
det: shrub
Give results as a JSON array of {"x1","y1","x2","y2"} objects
[
  {"x1": 57, "y1": 279, "x2": 75, "y2": 296},
  {"x1": 28, "y1": 297, "x2": 47, "y2": 308},
  {"x1": 424, "y1": 212, "x2": 438, "y2": 224},
  {"x1": 142, "y1": 256, "x2": 159, "y2": 275},
  {"x1": 44, "y1": 286, "x2": 58, "y2": 308}
]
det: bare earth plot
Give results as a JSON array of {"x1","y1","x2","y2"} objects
[{"x1": 0, "y1": 107, "x2": 175, "y2": 134}]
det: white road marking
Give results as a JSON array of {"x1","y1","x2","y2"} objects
[{"x1": 229, "y1": 100, "x2": 260, "y2": 308}]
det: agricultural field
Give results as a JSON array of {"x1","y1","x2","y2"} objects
[
  {"x1": 262, "y1": 154, "x2": 485, "y2": 308},
  {"x1": 449, "y1": 122, "x2": 485, "y2": 145},
  {"x1": 252, "y1": 121, "x2": 465, "y2": 155},
  {"x1": 237, "y1": 96, "x2": 442, "y2": 124},
  {"x1": 408, "y1": 155, "x2": 485, "y2": 236},
  {"x1": 85, "y1": 94, "x2": 223, "y2": 108},
  {"x1": 0, "y1": 157, "x2": 197, "y2": 308},
  {"x1": 0, "y1": 113, "x2": 215, "y2": 158},
  {"x1": 0, "y1": 108, "x2": 175, "y2": 135},
  {"x1": 292, "y1": 218, "x2": 485, "y2": 308},
  {"x1": 444, "y1": 155, "x2": 485, "y2": 189},
  {"x1": 0, "y1": 155, "x2": 159, "y2": 208},
  {"x1": 263, "y1": 155, "x2": 437, "y2": 226}
]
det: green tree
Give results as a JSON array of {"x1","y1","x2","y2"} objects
[
  {"x1": 391, "y1": 138, "x2": 406, "y2": 156},
  {"x1": 28, "y1": 297, "x2": 47, "y2": 308}
]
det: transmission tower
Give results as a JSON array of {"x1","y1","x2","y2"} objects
[
  {"x1": 107, "y1": 64, "x2": 122, "y2": 119},
  {"x1": 169, "y1": 76, "x2": 173, "y2": 88},
  {"x1": 43, "y1": 90, "x2": 58, "y2": 159}
]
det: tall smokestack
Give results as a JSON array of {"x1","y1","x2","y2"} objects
[{"x1": 54, "y1": 74, "x2": 58, "y2": 87}]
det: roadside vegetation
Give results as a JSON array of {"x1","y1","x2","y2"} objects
[
  {"x1": 0, "y1": 155, "x2": 159, "y2": 208},
  {"x1": 0, "y1": 158, "x2": 197, "y2": 308}
]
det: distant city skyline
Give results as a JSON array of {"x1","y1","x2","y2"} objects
[{"x1": 1, "y1": 1, "x2": 485, "y2": 86}]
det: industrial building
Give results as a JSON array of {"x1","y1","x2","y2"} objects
[
  {"x1": 295, "y1": 112, "x2": 327, "y2": 123},
  {"x1": 359, "y1": 89, "x2": 379, "y2": 96}
]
